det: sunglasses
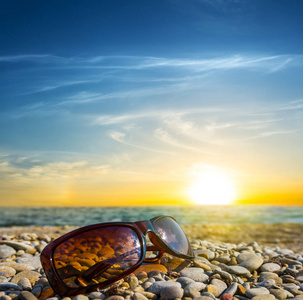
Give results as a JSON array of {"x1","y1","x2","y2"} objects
[{"x1": 40, "y1": 215, "x2": 194, "y2": 296}]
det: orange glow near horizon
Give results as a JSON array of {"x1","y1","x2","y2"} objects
[{"x1": 0, "y1": 163, "x2": 302, "y2": 207}]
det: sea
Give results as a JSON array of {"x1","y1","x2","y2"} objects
[{"x1": 1, "y1": 205, "x2": 303, "y2": 227}]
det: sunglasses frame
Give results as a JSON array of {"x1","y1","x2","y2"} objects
[{"x1": 41, "y1": 215, "x2": 194, "y2": 296}]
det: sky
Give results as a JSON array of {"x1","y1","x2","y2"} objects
[{"x1": 0, "y1": 0, "x2": 303, "y2": 206}]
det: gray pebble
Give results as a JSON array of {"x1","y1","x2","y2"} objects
[
  {"x1": 0, "y1": 263, "x2": 34, "y2": 272},
  {"x1": 199, "y1": 292, "x2": 216, "y2": 299},
  {"x1": 269, "y1": 288, "x2": 288, "y2": 299},
  {"x1": 31, "y1": 286, "x2": 42, "y2": 298},
  {"x1": 105, "y1": 296, "x2": 124, "y2": 300},
  {"x1": 192, "y1": 296, "x2": 214, "y2": 300},
  {"x1": 176, "y1": 276, "x2": 195, "y2": 288},
  {"x1": 17, "y1": 278, "x2": 32, "y2": 290},
  {"x1": 278, "y1": 249, "x2": 294, "y2": 255},
  {"x1": 87, "y1": 292, "x2": 105, "y2": 299},
  {"x1": 0, "y1": 295, "x2": 11, "y2": 300},
  {"x1": 160, "y1": 282, "x2": 183, "y2": 299},
  {"x1": 0, "y1": 245, "x2": 16, "y2": 259},
  {"x1": 214, "y1": 269, "x2": 233, "y2": 281},
  {"x1": 0, "y1": 277, "x2": 7, "y2": 283},
  {"x1": 245, "y1": 287, "x2": 270, "y2": 298},
  {"x1": 72, "y1": 296, "x2": 89, "y2": 300},
  {"x1": 237, "y1": 252, "x2": 264, "y2": 271},
  {"x1": 19, "y1": 291, "x2": 38, "y2": 300},
  {"x1": 195, "y1": 249, "x2": 215, "y2": 260},
  {"x1": 225, "y1": 265, "x2": 251, "y2": 277},
  {"x1": 0, "y1": 282, "x2": 22, "y2": 291},
  {"x1": 0, "y1": 241, "x2": 33, "y2": 252},
  {"x1": 133, "y1": 293, "x2": 148, "y2": 300},
  {"x1": 223, "y1": 282, "x2": 238, "y2": 296},
  {"x1": 260, "y1": 263, "x2": 281, "y2": 272},
  {"x1": 148, "y1": 281, "x2": 181, "y2": 296},
  {"x1": 184, "y1": 282, "x2": 206, "y2": 297},
  {"x1": 16, "y1": 256, "x2": 41, "y2": 269},
  {"x1": 180, "y1": 267, "x2": 208, "y2": 282},
  {"x1": 257, "y1": 279, "x2": 276, "y2": 288},
  {"x1": 210, "y1": 278, "x2": 227, "y2": 295}
]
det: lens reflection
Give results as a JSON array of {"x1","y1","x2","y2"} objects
[
  {"x1": 154, "y1": 217, "x2": 190, "y2": 255},
  {"x1": 53, "y1": 226, "x2": 141, "y2": 288}
]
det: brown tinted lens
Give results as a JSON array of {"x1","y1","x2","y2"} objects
[
  {"x1": 53, "y1": 226, "x2": 141, "y2": 288},
  {"x1": 154, "y1": 217, "x2": 190, "y2": 255}
]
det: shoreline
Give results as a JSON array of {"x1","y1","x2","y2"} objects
[{"x1": 1, "y1": 222, "x2": 303, "y2": 253}]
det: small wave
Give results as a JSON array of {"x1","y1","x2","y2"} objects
[{"x1": 1, "y1": 205, "x2": 303, "y2": 227}]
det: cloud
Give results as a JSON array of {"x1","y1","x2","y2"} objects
[
  {"x1": 0, "y1": 157, "x2": 109, "y2": 183},
  {"x1": 109, "y1": 131, "x2": 126, "y2": 144},
  {"x1": 154, "y1": 128, "x2": 211, "y2": 153},
  {"x1": 277, "y1": 99, "x2": 303, "y2": 111},
  {"x1": 0, "y1": 54, "x2": 66, "y2": 64},
  {"x1": 1, "y1": 53, "x2": 300, "y2": 72},
  {"x1": 244, "y1": 130, "x2": 295, "y2": 140}
]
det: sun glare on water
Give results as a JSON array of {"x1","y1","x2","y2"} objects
[{"x1": 187, "y1": 169, "x2": 237, "y2": 205}]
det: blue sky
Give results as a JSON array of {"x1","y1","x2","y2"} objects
[{"x1": 1, "y1": 0, "x2": 303, "y2": 206}]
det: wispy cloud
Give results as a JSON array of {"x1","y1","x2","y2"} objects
[
  {"x1": 0, "y1": 157, "x2": 109, "y2": 182},
  {"x1": 277, "y1": 99, "x2": 303, "y2": 111},
  {"x1": 244, "y1": 130, "x2": 296, "y2": 140},
  {"x1": 0, "y1": 54, "x2": 67, "y2": 63},
  {"x1": 108, "y1": 130, "x2": 172, "y2": 155},
  {"x1": 1, "y1": 53, "x2": 300, "y2": 71}
]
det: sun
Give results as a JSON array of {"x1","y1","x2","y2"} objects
[{"x1": 187, "y1": 169, "x2": 237, "y2": 205}]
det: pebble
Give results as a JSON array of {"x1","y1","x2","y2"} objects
[
  {"x1": 220, "y1": 294, "x2": 233, "y2": 300},
  {"x1": 223, "y1": 282, "x2": 238, "y2": 296},
  {"x1": 194, "y1": 295, "x2": 215, "y2": 300},
  {"x1": 72, "y1": 296, "x2": 89, "y2": 300},
  {"x1": 195, "y1": 250, "x2": 215, "y2": 260},
  {"x1": 11, "y1": 270, "x2": 41, "y2": 286},
  {"x1": 160, "y1": 282, "x2": 183, "y2": 299},
  {"x1": 260, "y1": 262, "x2": 281, "y2": 272},
  {"x1": 245, "y1": 287, "x2": 270, "y2": 298},
  {"x1": 176, "y1": 276, "x2": 195, "y2": 288},
  {"x1": 0, "y1": 241, "x2": 34, "y2": 252},
  {"x1": 19, "y1": 291, "x2": 39, "y2": 300},
  {"x1": 183, "y1": 282, "x2": 206, "y2": 297},
  {"x1": 0, "y1": 266, "x2": 16, "y2": 277},
  {"x1": 0, "y1": 295, "x2": 11, "y2": 300},
  {"x1": 0, "y1": 282, "x2": 23, "y2": 291},
  {"x1": 269, "y1": 288, "x2": 288, "y2": 299},
  {"x1": 87, "y1": 292, "x2": 105, "y2": 299},
  {"x1": 225, "y1": 265, "x2": 251, "y2": 277},
  {"x1": 128, "y1": 275, "x2": 139, "y2": 290},
  {"x1": 17, "y1": 278, "x2": 32, "y2": 290},
  {"x1": 0, "y1": 245, "x2": 16, "y2": 258},
  {"x1": 204, "y1": 284, "x2": 218, "y2": 297},
  {"x1": 180, "y1": 267, "x2": 209, "y2": 282},
  {"x1": 210, "y1": 278, "x2": 227, "y2": 295},
  {"x1": 237, "y1": 252, "x2": 264, "y2": 271},
  {"x1": 148, "y1": 281, "x2": 181, "y2": 295},
  {"x1": 16, "y1": 255, "x2": 42, "y2": 269},
  {"x1": 104, "y1": 297, "x2": 124, "y2": 300},
  {"x1": 0, "y1": 262, "x2": 34, "y2": 272},
  {"x1": 133, "y1": 293, "x2": 148, "y2": 300}
]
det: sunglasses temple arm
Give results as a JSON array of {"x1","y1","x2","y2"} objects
[
  {"x1": 143, "y1": 245, "x2": 164, "y2": 262},
  {"x1": 77, "y1": 248, "x2": 140, "y2": 285}
]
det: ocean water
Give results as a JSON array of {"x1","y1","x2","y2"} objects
[{"x1": 1, "y1": 205, "x2": 303, "y2": 227}]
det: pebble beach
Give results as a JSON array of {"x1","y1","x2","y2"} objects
[{"x1": 1, "y1": 224, "x2": 303, "y2": 300}]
